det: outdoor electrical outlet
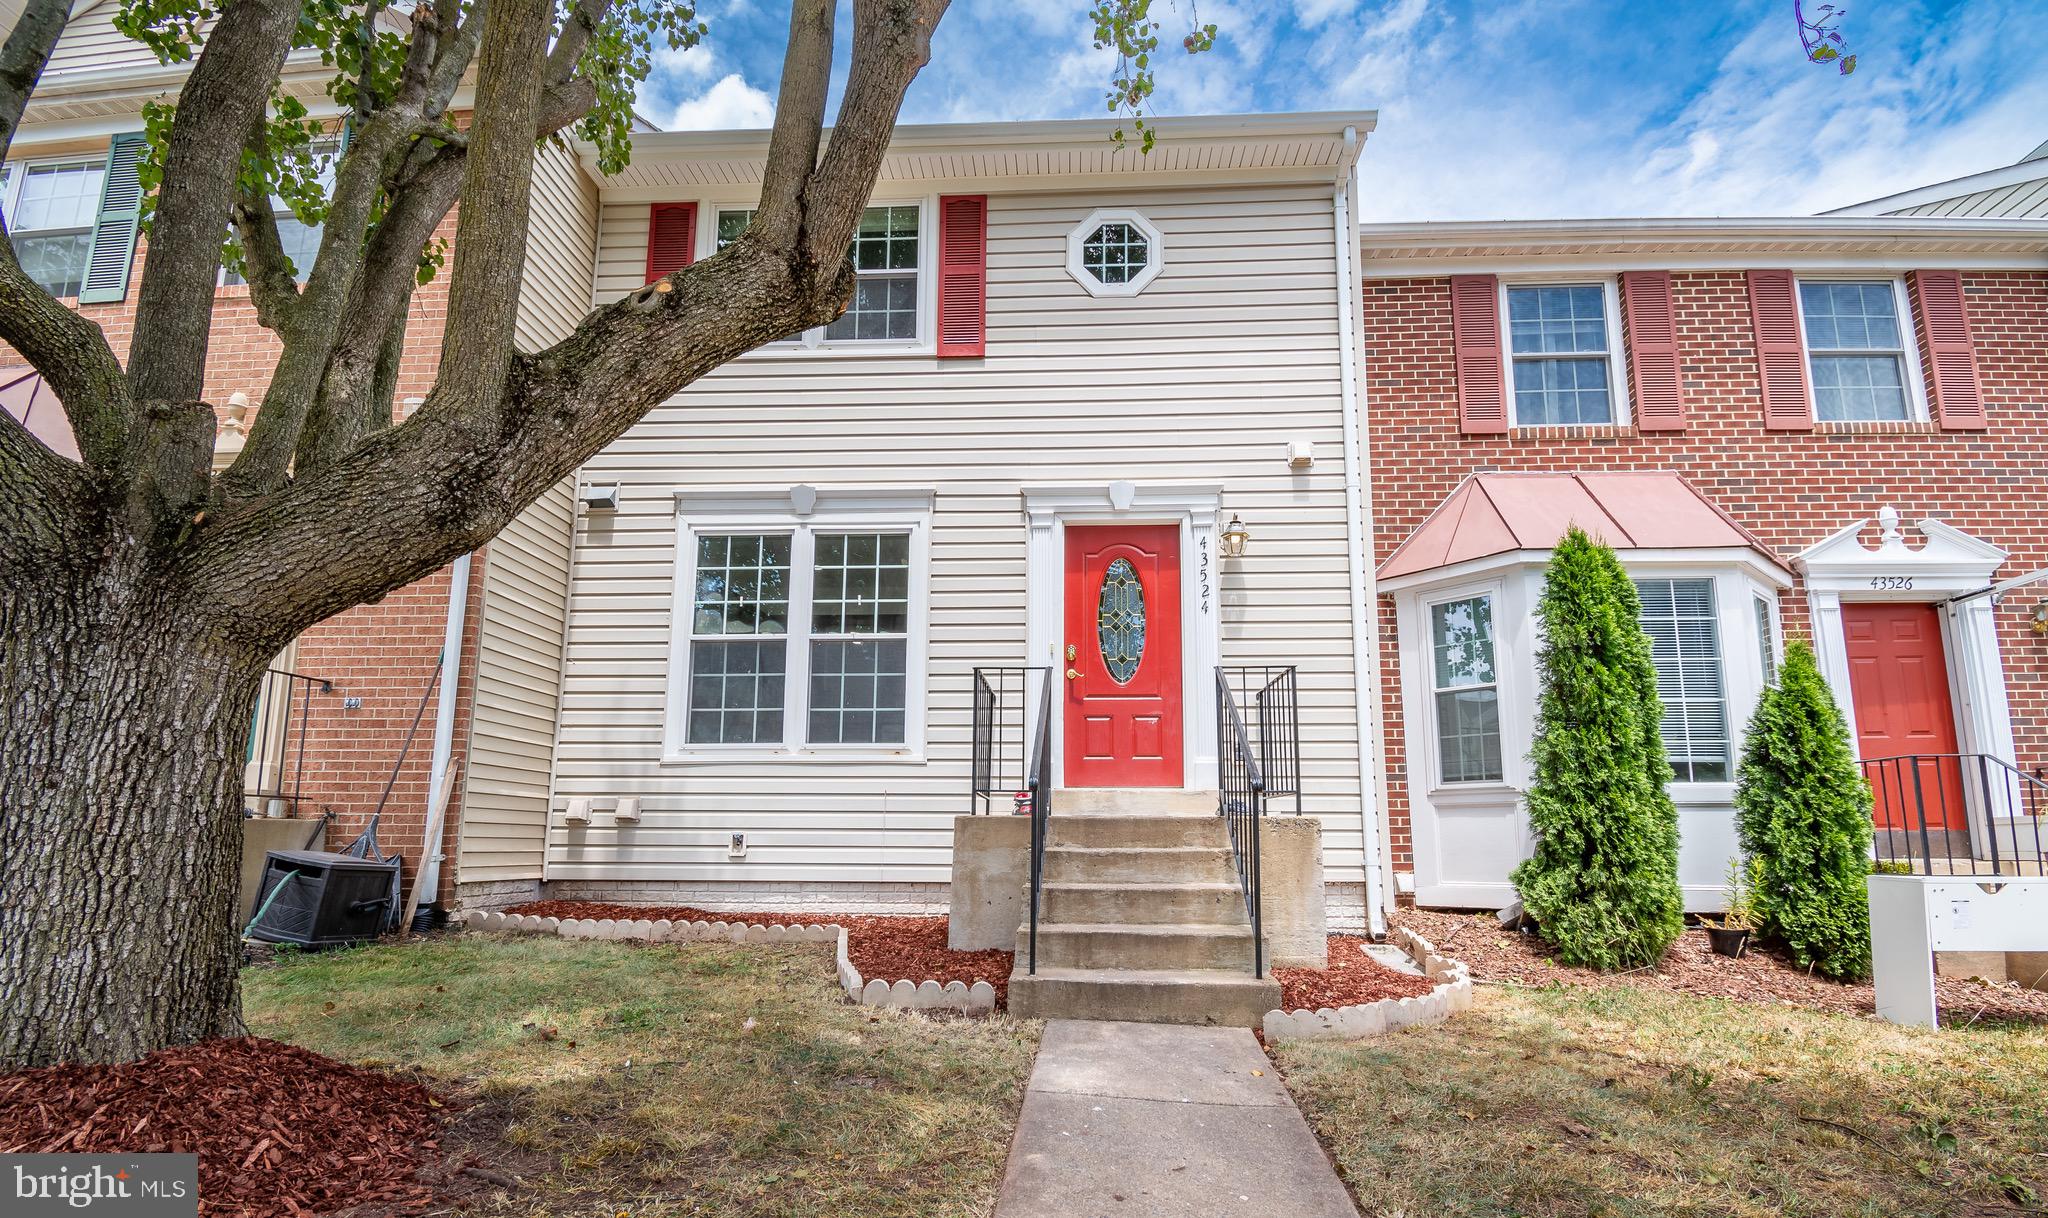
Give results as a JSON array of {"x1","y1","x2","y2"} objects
[
  {"x1": 342, "y1": 696, "x2": 363, "y2": 710},
  {"x1": 728, "y1": 833, "x2": 746, "y2": 859}
]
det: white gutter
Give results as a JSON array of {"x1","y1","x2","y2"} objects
[
  {"x1": 416, "y1": 550, "x2": 472, "y2": 903},
  {"x1": 1330, "y1": 125, "x2": 1388, "y2": 938}
]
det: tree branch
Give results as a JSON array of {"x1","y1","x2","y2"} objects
[
  {"x1": 0, "y1": 234, "x2": 133, "y2": 473},
  {"x1": 230, "y1": 183, "x2": 301, "y2": 332},
  {"x1": 0, "y1": 0, "x2": 68, "y2": 164},
  {"x1": 125, "y1": 0, "x2": 300, "y2": 408},
  {"x1": 753, "y1": 0, "x2": 833, "y2": 249},
  {"x1": 0, "y1": 400, "x2": 98, "y2": 573}
]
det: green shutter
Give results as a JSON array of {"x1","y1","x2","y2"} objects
[{"x1": 77, "y1": 131, "x2": 146, "y2": 304}]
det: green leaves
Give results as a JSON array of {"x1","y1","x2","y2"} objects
[
  {"x1": 1734, "y1": 639, "x2": 1874, "y2": 980},
  {"x1": 1090, "y1": 1, "x2": 1218, "y2": 153},
  {"x1": 1512, "y1": 527, "x2": 1685, "y2": 971},
  {"x1": 576, "y1": 0, "x2": 707, "y2": 176}
]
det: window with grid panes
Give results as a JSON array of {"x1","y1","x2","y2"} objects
[
  {"x1": 1635, "y1": 578, "x2": 1730, "y2": 782},
  {"x1": 824, "y1": 205, "x2": 919, "y2": 342},
  {"x1": 2, "y1": 160, "x2": 106, "y2": 298},
  {"x1": 1797, "y1": 280, "x2": 1913, "y2": 422},
  {"x1": 1507, "y1": 284, "x2": 1615, "y2": 426},
  {"x1": 1431, "y1": 594, "x2": 1504, "y2": 783}
]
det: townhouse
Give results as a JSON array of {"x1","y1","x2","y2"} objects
[{"x1": 7, "y1": 2, "x2": 2047, "y2": 989}]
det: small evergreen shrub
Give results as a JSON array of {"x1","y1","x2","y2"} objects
[
  {"x1": 1735, "y1": 639, "x2": 1875, "y2": 980},
  {"x1": 1512, "y1": 527, "x2": 1685, "y2": 970}
]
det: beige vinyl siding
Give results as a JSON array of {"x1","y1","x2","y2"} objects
[
  {"x1": 1886, "y1": 175, "x2": 2048, "y2": 218},
  {"x1": 552, "y1": 181, "x2": 1369, "y2": 887},
  {"x1": 44, "y1": 1, "x2": 164, "y2": 79},
  {"x1": 456, "y1": 138, "x2": 595, "y2": 883}
]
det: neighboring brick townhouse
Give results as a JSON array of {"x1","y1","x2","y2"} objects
[{"x1": 1360, "y1": 199, "x2": 2048, "y2": 909}]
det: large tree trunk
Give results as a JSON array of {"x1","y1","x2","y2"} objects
[{"x1": 0, "y1": 571, "x2": 267, "y2": 1069}]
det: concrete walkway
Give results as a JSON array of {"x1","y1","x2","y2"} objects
[{"x1": 992, "y1": 1020, "x2": 1359, "y2": 1218}]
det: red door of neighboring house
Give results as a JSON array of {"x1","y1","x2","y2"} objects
[
  {"x1": 1843, "y1": 603, "x2": 1967, "y2": 831},
  {"x1": 1063, "y1": 525, "x2": 1183, "y2": 788}
]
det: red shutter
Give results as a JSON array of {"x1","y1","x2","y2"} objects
[
  {"x1": 1909, "y1": 270, "x2": 1987, "y2": 431},
  {"x1": 1449, "y1": 274, "x2": 1506, "y2": 434},
  {"x1": 644, "y1": 202, "x2": 696, "y2": 283},
  {"x1": 1746, "y1": 269, "x2": 1812, "y2": 431},
  {"x1": 936, "y1": 194, "x2": 987, "y2": 358},
  {"x1": 1621, "y1": 271, "x2": 1686, "y2": 431}
]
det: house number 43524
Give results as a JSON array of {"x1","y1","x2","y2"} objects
[{"x1": 1869, "y1": 576, "x2": 1914, "y2": 590}]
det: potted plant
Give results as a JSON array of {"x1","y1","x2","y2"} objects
[{"x1": 1709, "y1": 858, "x2": 1759, "y2": 958}]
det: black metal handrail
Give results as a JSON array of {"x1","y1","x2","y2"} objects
[
  {"x1": 245, "y1": 668, "x2": 332, "y2": 815},
  {"x1": 1858, "y1": 753, "x2": 2047, "y2": 876},
  {"x1": 1024, "y1": 667, "x2": 1054, "y2": 975},
  {"x1": 1215, "y1": 667, "x2": 1273, "y2": 978},
  {"x1": 970, "y1": 667, "x2": 1041, "y2": 815}
]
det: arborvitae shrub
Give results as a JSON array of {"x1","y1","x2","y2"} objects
[
  {"x1": 1511, "y1": 527, "x2": 1684, "y2": 970},
  {"x1": 1734, "y1": 639, "x2": 1874, "y2": 980}
]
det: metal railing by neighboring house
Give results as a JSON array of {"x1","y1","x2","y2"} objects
[
  {"x1": 1858, "y1": 753, "x2": 2048, "y2": 876},
  {"x1": 245, "y1": 668, "x2": 331, "y2": 816},
  {"x1": 1214, "y1": 665, "x2": 1303, "y2": 979}
]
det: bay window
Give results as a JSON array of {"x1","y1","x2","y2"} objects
[
  {"x1": 1635, "y1": 577, "x2": 1730, "y2": 782},
  {"x1": 1430, "y1": 593, "x2": 1504, "y2": 784}
]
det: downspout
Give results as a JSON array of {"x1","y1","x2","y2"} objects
[
  {"x1": 417, "y1": 549, "x2": 472, "y2": 906},
  {"x1": 1332, "y1": 126, "x2": 1389, "y2": 939}
]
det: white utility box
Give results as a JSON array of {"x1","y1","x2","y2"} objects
[{"x1": 1868, "y1": 874, "x2": 2047, "y2": 1028}]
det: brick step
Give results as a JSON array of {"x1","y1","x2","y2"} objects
[
  {"x1": 1007, "y1": 966, "x2": 1281, "y2": 1026},
  {"x1": 1018, "y1": 921, "x2": 1258, "y2": 971},
  {"x1": 1045, "y1": 813, "x2": 1228, "y2": 850},
  {"x1": 1034, "y1": 881, "x2": 1249, "y2": 926},
  {"x1": 1053, "y1": 788, "x2": 1217, "y2": 816},
  {"x1": 1041, "y1": 845, "x2": 1239, "y2": 886}
]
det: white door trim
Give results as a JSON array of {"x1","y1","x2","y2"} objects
[
  {"x1": 1794, "y1": 508, "x2": 2014, "y2": 770},
  {"x1": 1022, "y1": 482, "x2": 1223, "y2": 789}
]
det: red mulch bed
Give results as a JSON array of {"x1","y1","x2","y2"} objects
[
  {"x1": 1395, "y1": 908, "x2": 2048, "y2": 1026},
  {"x1": 1273, "y1": 935, "x2": 1438, "y2": 1011},
  {"x1": 0, "y1": 1037, "x2": 452, "y2": 1216},
  {"x1": 505, "y1": 902, "x2": 1017, "y2": 1007}
]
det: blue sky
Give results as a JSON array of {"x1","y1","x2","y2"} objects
[{"x1": 641, "y1": 1, "x2": 2048, "y2": 221}]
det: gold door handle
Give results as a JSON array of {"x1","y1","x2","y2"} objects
[{"x1": 1066, "y1": 668, "x2": 1080, "y2": 681}]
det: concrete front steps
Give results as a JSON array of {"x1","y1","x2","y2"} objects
[{"x1": 1008, "y1": 789, "x2": 1281, "y2": 1026}]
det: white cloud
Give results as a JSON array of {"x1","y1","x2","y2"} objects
[
  {"x1": 668, "y1": 73, "x2": 776, "y2": 131},
  {"x1": 655, "y1": 41, "x2": 719, "y2": 81}
]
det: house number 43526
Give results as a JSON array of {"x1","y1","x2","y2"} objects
[{"x1": 1869, "y1": 576, "x2": 1914, "y2": 590}]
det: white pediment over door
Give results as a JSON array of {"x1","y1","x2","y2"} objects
[{"x1": 1795, "y1": 506, "x2": 2008, "y2": 596}]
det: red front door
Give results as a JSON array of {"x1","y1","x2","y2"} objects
[
  {"x1": 1064, "y1": 525, "x2": 1183, "y2": 787},
  {"x1": 1843, "y1": 603, "x2": 1966, "y2": 830}
]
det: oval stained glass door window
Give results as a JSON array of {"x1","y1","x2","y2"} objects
[{"x1": 1096, "y1": 558, "x2": 1146, "y2": 684}]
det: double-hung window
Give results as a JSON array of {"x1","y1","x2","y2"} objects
[
  {"x1": 1635, "y1": 578, "x2": 1729, "y2": 782},
  {"x1": 1430, "y1": 593, "x2": 1503, "y2": 784},
  {"x1": 673, "y1": 502, "x2": 927, "y2": 758},
  {"x1": 714, "y1": 203, "x2": 923, "y2": 347},
  {"x1": 2, "y1": 160, "x2": 106, "y2": 299},
  {"x1": 1797, "y1": 280, "x2": 1916, "y2": 422},
  {"x1": 1506, "y1": 283, "x2": 1622, "y2": 426}
]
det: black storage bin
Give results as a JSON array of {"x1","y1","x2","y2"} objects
[{"x1": 247, "y1": 849, "x2": 400, "y2": 947}]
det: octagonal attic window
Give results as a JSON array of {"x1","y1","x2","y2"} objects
[{"x1": 1066, "y1": 209, "x2": 1164, "y2": 297}]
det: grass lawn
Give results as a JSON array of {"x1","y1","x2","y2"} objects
[
  {"x1": 1277, "y1": 983, "x2": 2048, "y2": 1218},
  {"x1": 243, "y1": 934, "x2": 1038, "y2": 1217}
]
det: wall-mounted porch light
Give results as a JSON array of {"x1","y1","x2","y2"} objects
[
  {"x1": 1220, "y1": 514, "x2": 1251, "y2": 558},
  {"x1": 2031, "y1": 600, "x2": 2048, "y2": 636}
]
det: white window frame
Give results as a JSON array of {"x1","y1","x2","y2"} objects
[
  {"x1": 701, "y1": 198, "x2": 935, "y2": 354},
  {"x1": 1633, "y1": 574, "x2": 1736, "y2": 785},
  {"x1": 663, "y1": 489, "x2": 933, "y2": 764},
  {"x1": 1794, "y1": 274, "x2": 1931, "y2": 424},
  {"x1": 1065, "y1": 207, "x2": 1164, "y2": 298},
  {"x1": 2, "y1": 156, "x2": 106, "y2": 299},
  {"x1": 1498, "y1": 277, "x2": 1631, "y2": 429},
  {"x1": 1753, "y1": 592, "x2": 1779, "y2": 686},
  {"x1": 1420, "y1": 582, "x2": 1510, "y2": 790}
]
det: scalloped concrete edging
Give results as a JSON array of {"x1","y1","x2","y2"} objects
[
  {"x1": 1261, "y1": 925, "x2": 1473, "y2": 1043},
  {"x1": 453, "y1": 909, "x2": 997, "y2": 1015}
]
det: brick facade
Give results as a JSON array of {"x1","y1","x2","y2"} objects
[
  {"x1": 2, "y1": 216, "x2": 484, "y2": 906},
  {"x1": 1362, "y1": 269, "x2": 2048, "y2": 873}
]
